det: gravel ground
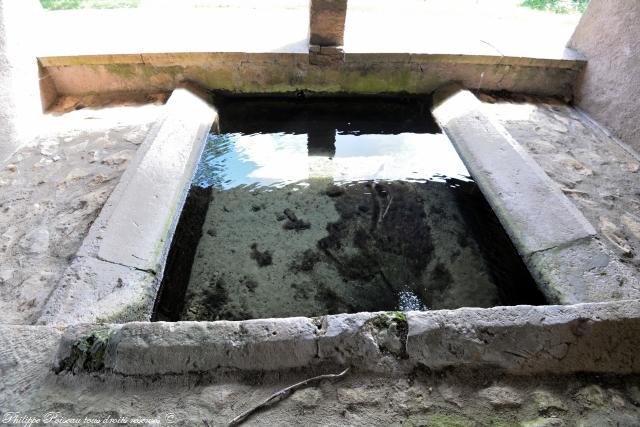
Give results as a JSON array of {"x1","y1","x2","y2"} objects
[
  {"x1": 16, "y1": 366, "x2": 640, "y2": 426},
  {"x1": 0, "y1": 97, "x2": 162, "y2": 324}
]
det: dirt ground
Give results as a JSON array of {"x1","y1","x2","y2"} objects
[
  {"x1": 18, "y1": 367, "x2": 640, "y2": 426},
  {"x1": 479, "y1": 93, "x2": 640, "y2": 272},
  {"x1": 0, "y1": 96, "x2": 163, "y2": 325}
]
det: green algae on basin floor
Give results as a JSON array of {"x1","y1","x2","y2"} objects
[{"x1": 154, "y1": 97, "x2": 544, "y2": 321}]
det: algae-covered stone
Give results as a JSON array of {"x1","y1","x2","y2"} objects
[{"x1": 367, "y1": 312, "x2": 408, "y2": 358}]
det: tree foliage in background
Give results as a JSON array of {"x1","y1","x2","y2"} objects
[
  {"x1": 521, "y1": 0, "x2": 590, "y2": 14},
  {"x1": 40, "y1": 0, "x2": 140, "y2": 10},
  {"x1": 41, "y1": 0, "x2": 591, "y2": 13}
]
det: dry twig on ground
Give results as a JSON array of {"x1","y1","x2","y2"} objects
[{"x1": 227, "y1": 368, "x2": 350, "y2": 426}]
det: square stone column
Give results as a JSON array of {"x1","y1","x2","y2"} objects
[{"x1": 309, "y1": 0, "x2": 347, "y2": 66}]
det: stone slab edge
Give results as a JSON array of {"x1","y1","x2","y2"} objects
[
  {"x1": 37, "y1": 89, "x2": 217, "y2": 326},
  {"x1": 37, "y1": 50, "x2": 585, "y2": 70},
  {"x1": 430, "y1": 84, "x2": 625, "y2": 305},
  {"x1": 51, "y1": 300, "x2": 640, "y2": 376}
]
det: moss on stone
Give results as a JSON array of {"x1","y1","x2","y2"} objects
[
  {"x1": 368, "y1": 312, "x2": 408, "y2": 331},
  {"x1": 369, "y1": 313, "x2": 392, "y2": 330},
  {"x1": 56, "y1": 328, "x2": 114, "y2": 374},
  {"x1": 104, "y1": 63, "x2": 138, "y2": 79},
  {"x1": 390, "y1": 311, "x2": 408, "y2": 322}
]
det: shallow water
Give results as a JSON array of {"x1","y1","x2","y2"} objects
[
  {"x1": 194, "y1": 131, "x2": 471, "y2": 189},
  {"x1": 154, "y1": 98, "x2": 544, "y2": 321}
]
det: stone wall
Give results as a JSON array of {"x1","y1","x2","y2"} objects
[
  {"x1": 41, "y1": 52, "x2": 583, "y2": 98},
  {"x1": 568, "y1": 0, "x2": 640, "y2": 151}
]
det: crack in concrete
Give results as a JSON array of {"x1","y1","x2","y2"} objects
[
  {"x1": 95, "y1": 255, "x2": 157, "y2": 276},
  {"x1": 525, "y1": 234, "x2": 596, "y2": 259}
]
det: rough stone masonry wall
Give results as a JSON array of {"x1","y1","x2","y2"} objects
[{"x1": 569, "y1": 0, "x2": 640, "y2": 151}]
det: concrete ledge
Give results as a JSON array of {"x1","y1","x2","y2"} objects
[
  {"x1": 94, "y1": 89, "x2": 214, "y2": 272},
  {"x1": 433, "y1": 85, "x2": 596, "y2": 256},
  {"x1": 429, "y1": 85, "x2": 639, "y2": 304},
  {"x1": 52, "y1": 300, "x2": 640, "y2": 376},
  {"x1": 36, "y1": 256, "x2": 155, "y2": 326},
  {"x1": 38, "y1": 89, "x2": 217, "y2": 326},
  {"x1": 406, "y1": 301, "x2": 640, "y2": 374},
  {"x1": 38, "y1": 51, "x2": 585, "y2": 98},
  {"x1": 345, "y1": 51, "x2": 585, "y2": 70},
  {"x1": 108, "y1": 319, "x2": 318, "y2": 375}
]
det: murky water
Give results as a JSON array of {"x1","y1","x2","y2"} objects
[{"x1": 154, "y1": 98, "x2": 544, "y2": 321}]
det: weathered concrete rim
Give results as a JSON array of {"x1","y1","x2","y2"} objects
[
  {"x1": 52, "y1": 299, "x2": 640, "y2": 376},
  {"x1": 37, "y1": 88, "x2": 217, "y2": 326}
]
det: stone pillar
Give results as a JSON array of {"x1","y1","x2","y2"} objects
[
  {"x1": 309, "y1": 0, "x2": 347, "y2": 66},
  {"x1": 568, "y1": 0, "x2": 640, "y2": 151},
  {"x1": 0, "y1": 0, "x2": 16, "y2": 164},
  {"x1": 307, "y1": 127, "x2": 336, "y2": 157},
  {"x1": 0, "y1": 0, "x2": 52, "y2": 164},
  {"x1": 307, "y1": 127, "x2": 336, "y2": 179}
]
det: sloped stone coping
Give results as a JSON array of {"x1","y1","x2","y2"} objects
[
  {"x1": 432, "y1": 85, "x2": 640, "y2": 304},
  {"x1": 37, "y1": 89, "x2": 217, "y2": 326},
  {"x1": 53, "y1": 300, "x2": 640, "y2": 376}
]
